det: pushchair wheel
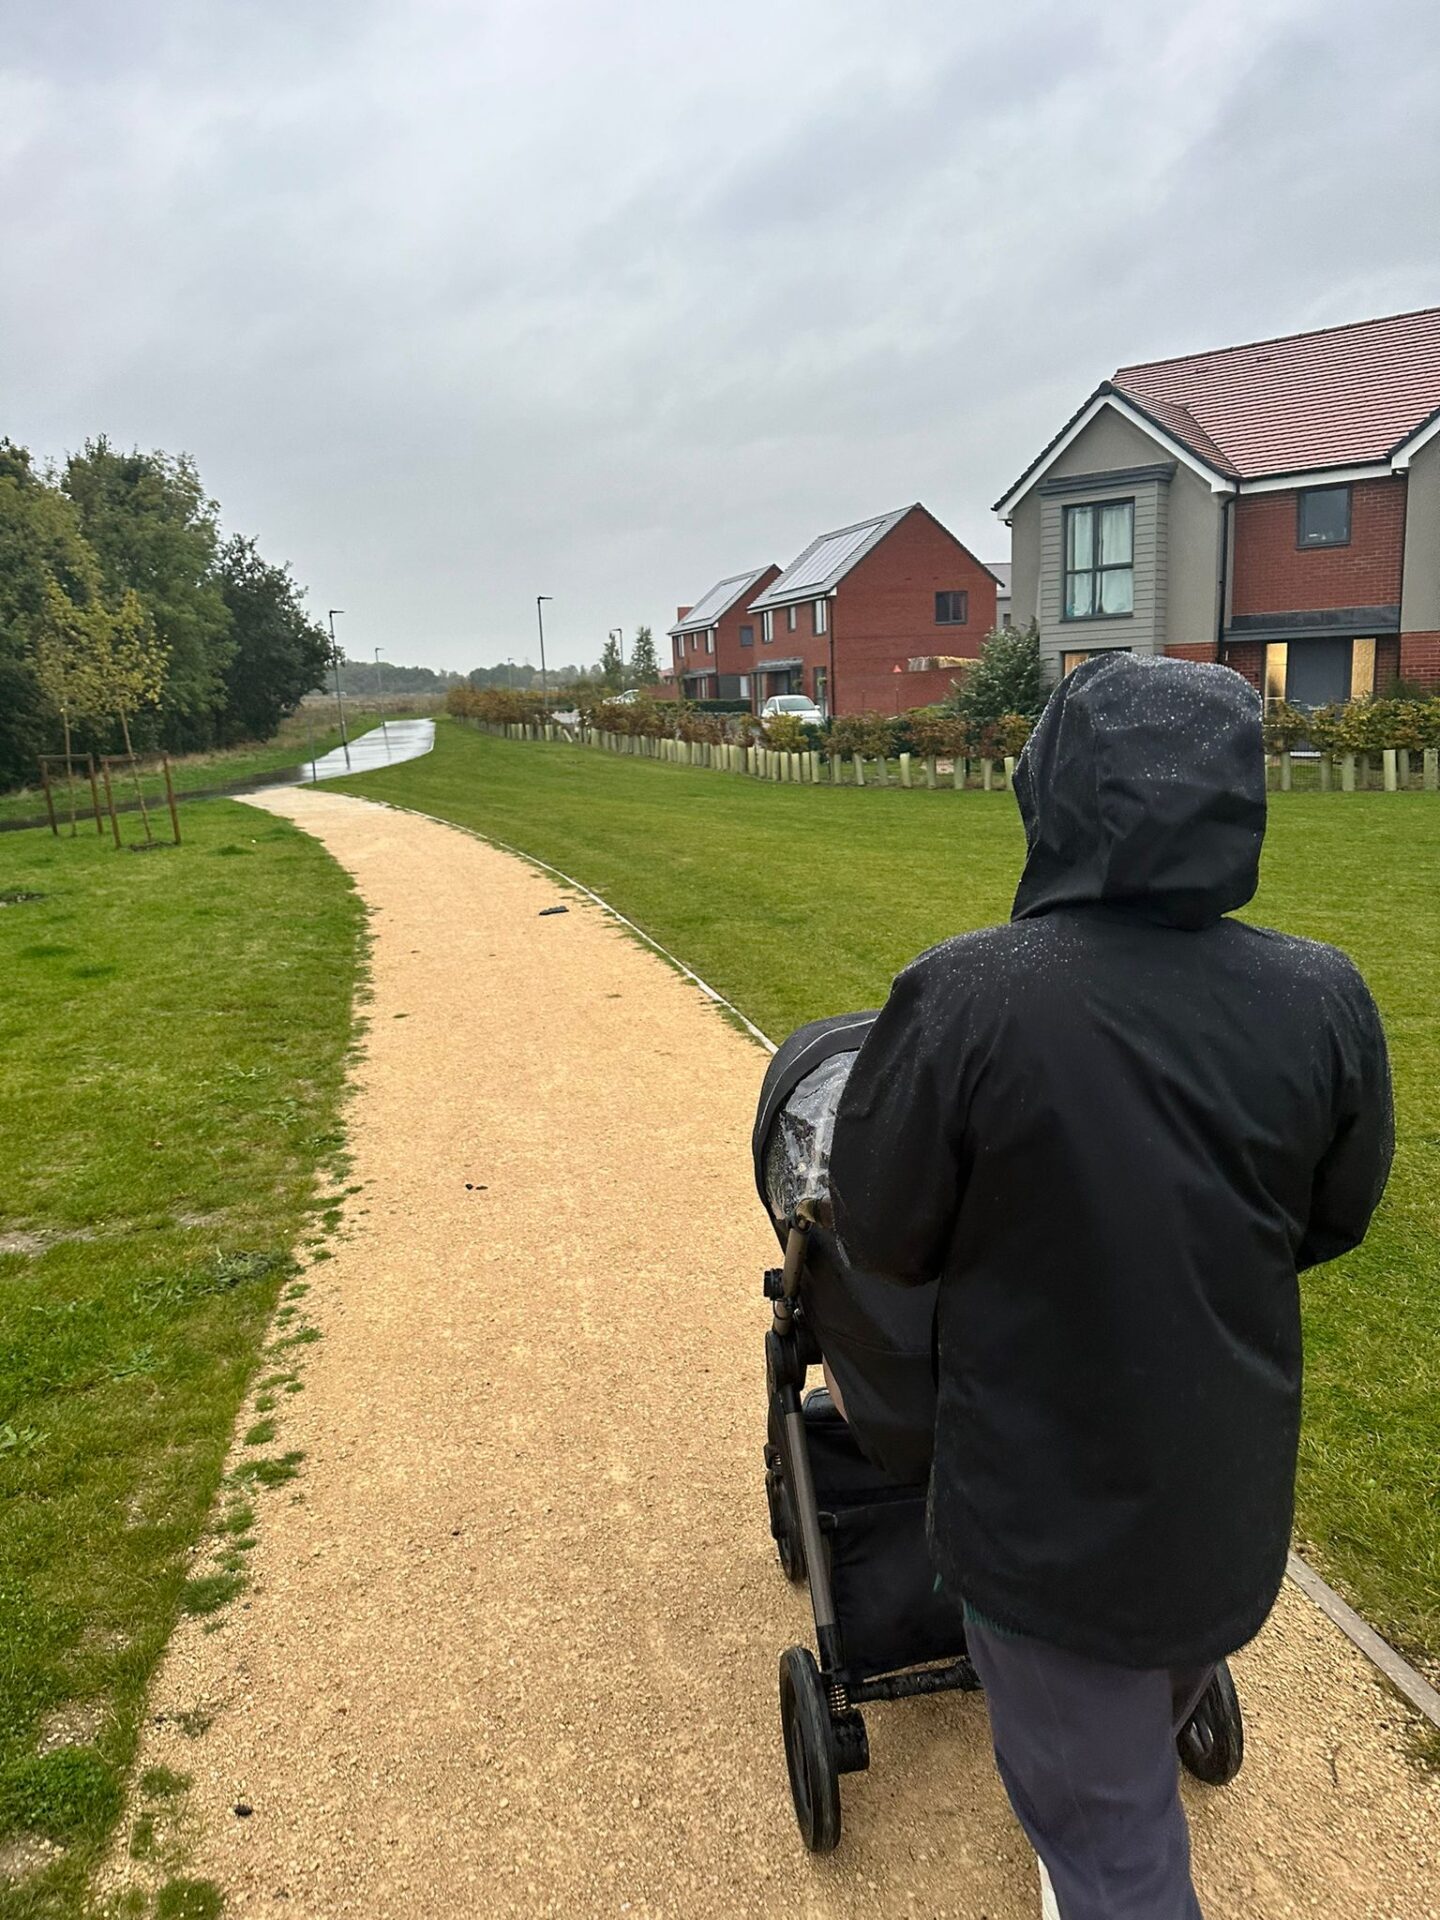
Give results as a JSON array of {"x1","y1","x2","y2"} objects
[
  {"x1": 778, "y1": 1647, "x2": 841, "y2": 1852},
  {"x1": 1177, "y1": 1660, "x2": 1244, "y2": 1786}
]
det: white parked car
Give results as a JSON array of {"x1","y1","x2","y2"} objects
[
  {"x1": 761, "y1": 693, "x2": 825, "y2": 728},
  {"x1": 610, "y1": 688, "x2": 645, "y2": 705}
]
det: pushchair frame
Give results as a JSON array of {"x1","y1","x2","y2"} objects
[{"x1": 755, "y1": 1017, "x2": 1246, "y2": 1854}]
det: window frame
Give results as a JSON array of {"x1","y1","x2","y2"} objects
[
  {"x1": 787, "y1": 605, "x2": 798, "y2": 632},
  {"x1": 813, "y1": 599, "x2": 827, "y2": 634},
  {"x1": 1296, "y1": 485, "x2": 1352, "y2": 549},
  {"x1": 1062, "y1": 497, "x2": 1136, "y2": 623},
  {"x1": 762, "y1": 610, "x2": 774, "y2": 643},
  {"x1": 934, "y1": 590, "x2": 969, "y2": 626},
  {"x1": 739, "y1": 624, "x2": 754, "y2": 648}
]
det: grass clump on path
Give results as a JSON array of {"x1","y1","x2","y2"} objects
[
  {"x1": 0, "y1": 800, "x2": 362, "y2": 1916},
  {"x1": 337, "y1": 718, "x2": 1440, "y2": 1674}
]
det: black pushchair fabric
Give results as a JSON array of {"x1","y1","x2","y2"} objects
[{"x1": 756, "y1": 1014, "x2": 939, "y2": 1488}]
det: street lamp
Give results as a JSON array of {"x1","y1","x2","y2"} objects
[
  {"x1": 611, "y1": 626, "x2": 625, "y2": 689},
  {"x1": 328, "y1": 610, "x2": 350, "y2": 769},
  {"x1": 373, "y1": 648, "x2": 389, "y2": 754},
  {"x1": 536, "y1": 596, "x2": 552, "y2": 712}
]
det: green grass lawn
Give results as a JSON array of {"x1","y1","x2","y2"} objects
[
  {"x1": 337, "y1": 718, "x2": 1440, "y2": 1673},
  {"x1": 0, "y1": 711, "x2": 393, "y2": 830},
  {"x1": 0, "y1": 804, "x2": 363, "y2": 1917}
]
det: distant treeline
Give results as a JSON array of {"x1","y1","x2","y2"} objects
[{"x1": 1, "y1": 437, "x2": 330, "y2": 790}]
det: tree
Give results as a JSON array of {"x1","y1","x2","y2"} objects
[
  {"x1": 62, "y1": 439, "x2": 232, "y2": 751},
  {"x1": 101, "y1": 589, "x2": 171, "y2": 759},
  {"x1": 29, "y1": 580, "x2": 112, "y2": 825},
  {"x1": 629, "y1": 625, "x2": 658, "y2": 684},
  {"x1": 947, "y1": 621, "x2": 1043, "y2": 733},
  {"x1": 215, "y1": 536, "x2": 330, "y2": 742},
  {"x1": 599, "y1": 633, "x2": 623, "y2": 689},
  {"x1": 0, "y1": 441, "x2": 106, "y2": 788}
]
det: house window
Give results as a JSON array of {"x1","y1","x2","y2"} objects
[
  {"x1": 813, "y1": 666, "x2": 828, "y2": 715},
  {"x1": 762, "y1": 610, "x2": 774, "y2": 643},
  {"x1": 813, "y1": 599, "x2": 827, "y2": 635},
  {"x1": 674, "y1": 637, "x2": 683, "y2": 661},
  {"x1": 787, "y1": 605, "x2": 798, "y2": 631},
  {"x1": 706, "y1": 631, "x2": 714, "y2": 654},
  {"x1": 1064, "y1": 500, "x2": 1134, "y2": 619},
  {"x1": 739, "y1": 625, "x2": 754, "y2": 647},
  {"x1": 1297, "y1": 485, "x2": 1351, "y2": 548},
  {"x1": 1062, "y1": 646, "x2": 1131, "y2": 676},
  {"x1": 935, "y1": 590, "x2": 968, "y2": 625},
  {"x1": 739, "y1": 674, "x2": 750, "y2": 697}
]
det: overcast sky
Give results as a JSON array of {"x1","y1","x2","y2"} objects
[{"x1": 4, "y1": 0, "x2": 1439, "y2": 673}]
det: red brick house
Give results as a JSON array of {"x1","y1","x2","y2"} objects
[
  {"x1": 997, "y1": 306, "x2": 1440, "y2": 700},
  {"x1": 667, "y1": 565, "x2": 781, "y2": 702},
  {"x1": 746, "y1": 504, "x2": 1000, "y2": 716}
]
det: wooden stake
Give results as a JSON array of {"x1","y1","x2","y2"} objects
[
  {"x1": 100, "y1": 759, "x2": 121, "y2": 848},
  {"x1": 163, "y1": 755, "x2": 181, "y2": 843},
  {"x1": 86, "y1": 754, "x2": 104, "y2": 835}
]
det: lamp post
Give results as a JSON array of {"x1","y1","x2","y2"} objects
[
  {"x1": 536, "y1": 596, "x2": 552, "y2": 713},
  {"x1": 373, "y1": 647, "x2": 389, "y2": 753},
  {"x1": 611, "y1": 626, "x2": 626, "y2": 689},
  {"x1": 328, "y1": 610, "x2": 350, "y2": 769}
]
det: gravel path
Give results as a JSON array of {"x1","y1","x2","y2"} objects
[{"x1": 113, "y1": 790, "x2": 1438, "y2": 1919}]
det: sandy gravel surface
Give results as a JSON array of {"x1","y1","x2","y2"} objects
[{"x1": 111, "y1": 789, "x2": 1438, "y2": 1919}]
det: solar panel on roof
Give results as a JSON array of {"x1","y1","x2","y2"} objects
[
  {"x1": 779, "y1": 523, "x2": 877, "y2": 594},
  {"x1": 674, "y1": 569, "x2": 763, "y2": 629}
]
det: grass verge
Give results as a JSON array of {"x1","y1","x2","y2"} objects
[
  {"x1": 336, "y1": 717, "x2": 1440, "y2": 1674},
  {"x1": 0, "y1": 801, "x2": 363, "y2": 1916}
]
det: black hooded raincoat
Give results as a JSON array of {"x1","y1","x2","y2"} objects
[{"x1": 829, "y1": 653, "x2": 1393, "y2": 1668}]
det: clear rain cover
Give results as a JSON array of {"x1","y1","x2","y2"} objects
[{"x1": 763, "y1": 1051, "x2": 861, "y2": 1224}]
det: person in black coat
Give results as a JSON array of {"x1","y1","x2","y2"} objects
[{"x1": 829, "y1": 652, "x2": 1392, "y2": 1920}]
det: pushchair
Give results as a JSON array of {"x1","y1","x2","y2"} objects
[{"x1": 754, "y1": 1012, "x2": 1246, "y2": 1853}]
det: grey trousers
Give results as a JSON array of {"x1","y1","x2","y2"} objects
[{"x1": 965, "y1": 1616, "x2": 1213, "y2": 1920}]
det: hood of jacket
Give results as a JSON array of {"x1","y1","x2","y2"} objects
[{"x1": 1011, "y1": 652, "x2": 1265, "y2": 930}]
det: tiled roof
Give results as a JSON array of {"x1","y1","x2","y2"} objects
[
  {"x1": 750, "y1": 507, "x2": 914, "y2": 610},
  {"x1": 669, "y1": 566, "x2": 774, "y2": 636},
  {"x1": 1111, "y1": 306, "x2": 1440, "y2": 480}
]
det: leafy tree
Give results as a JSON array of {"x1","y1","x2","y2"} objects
[
  {"x1": 215, "y1": 537, "x2": 329, "y2": 742},
  {"x1": 101, "y1": 589, "x2": 171, "y2": 759},
  {"x1": 947, "y1": 620, "x2": 1043, "y2": 733},
  {"x1": 62, "y1": 439, "x2": 232, "y2": 750},
  {"x1": 599, "y1": 633, "x2": 623, "y2": 689},
  {"x1": 629, "y1": 625, "x2": 658, "y2": 684},
  {"x1": 0, "y1": 441, "x2": 106, "y2": 787},
  {"x1": 29, "y1": 581, "x2": 112, "y2": 822}
]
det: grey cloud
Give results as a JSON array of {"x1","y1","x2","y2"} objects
[{"x1": 3, "y1": 0, "x2": 1439, "y2": 667}]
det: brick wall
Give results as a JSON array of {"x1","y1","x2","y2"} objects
[
  {"x1": 1164, "y1": 643, "x2": 1220, "y2": 664},
  {"x1": 1223, "y1": 640, "x2": 1266, "y2": 690},
  {"x1": 829, "y1": 507, "x2": 997, "y2": 715},
  {"x1": 714, "y1": 565, "x2": 781, "y2": 694},
  {"x1": 1231, "y1": 477, "x2": 1406, "y2": 615},
  {"x1": 1399, "y1": 631, "x2": 1440, "y2": 689}
]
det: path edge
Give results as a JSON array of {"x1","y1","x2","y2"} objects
[{"x1": 265, "y1": 786, "x2": 1440, "y2": 1737}]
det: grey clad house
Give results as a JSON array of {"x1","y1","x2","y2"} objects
[{"x1": 995, "y1": 307, "x2": 1440, "y2": 699}]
